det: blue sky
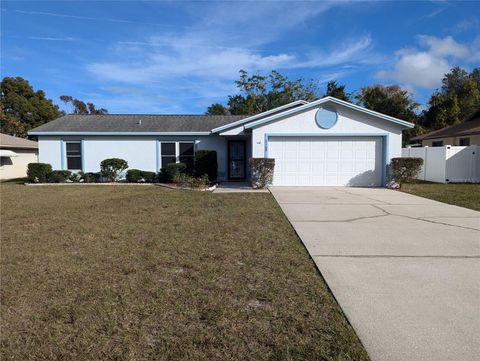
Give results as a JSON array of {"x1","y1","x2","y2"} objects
[{"x1": 1, "y1": 1, "x2": 479, "y2": 114}]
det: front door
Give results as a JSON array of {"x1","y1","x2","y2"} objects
[{"x1": 228, "y1": 140, "x2": 246, "y2": 180}]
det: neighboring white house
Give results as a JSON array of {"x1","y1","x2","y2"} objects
[
  {"x1": 28, "y1": 97, "x2": 414, "y2": 186},
  {"x1": 0, "y1": 133, "x2": 38, "y2": 180}
]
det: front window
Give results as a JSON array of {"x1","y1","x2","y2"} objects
[
  {"x1": 66, "y1": 141, "x2": 82, "y2": 170},
  {"x1": 432, "y1": 141, "x2": 443, "y2": 147},
  {"x1": 160, "y1": 141, "x2": 195, "y2": 169},
  {"x1": 161, "y1": 142, "x2": 176, "y2": 167},
  {"x1": 179, "y1": 142, "x2": 194, "y2": 169},
  {"x1": 459, "y1": 138, "x2": 470, "y2": 146}
]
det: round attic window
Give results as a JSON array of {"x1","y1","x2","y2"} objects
[{"x1": 315, "y1": 108, "x2": 338, "y2": 129}]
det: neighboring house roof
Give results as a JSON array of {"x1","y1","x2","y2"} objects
[
  {"x1": 412, "y1": 115, "x2": 480, "y2": 141},
  {"x1": 28, "y1": 114, "x2": 246, "y2": 135},
  {"x1": 0, "y1": 133, "x2": 38, "y2": 149},
  {"x1": 244, "y1": 96, "x2": 415, "y2": 129}
]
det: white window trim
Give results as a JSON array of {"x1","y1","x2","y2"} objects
[
  {"x1": 159, "y1": 141, "x2": 195, "y2": 169},
  {"x1": 64, "y1": 140, "x2": 83, "y2": 171}
]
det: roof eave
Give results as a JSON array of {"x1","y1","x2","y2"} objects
[
  {"x1": 210, "y1": 100, "x2": 309, "y2": 133},
  {"x1": 28, "y1": 131, "x2": 212, "y2": 136}
]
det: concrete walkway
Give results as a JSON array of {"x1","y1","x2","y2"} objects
[{"x1": 270, "y1": 187, "x2": 480, "y2": 361}]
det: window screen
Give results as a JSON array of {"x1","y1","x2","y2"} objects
[
  {"x1": 459, "y1": 138, "x2": 470, "y2": 146},
  {"x1": 66, "y1": 142, "x2": 82, "y2": 170},
  {"x1": 179, "y1": 142, "x2": 194, "y2": 169},
  {"x1": 161, "y1": 142, "x2": 176, "y2": 167}
]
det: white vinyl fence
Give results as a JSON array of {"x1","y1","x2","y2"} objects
[{"x1": 401, "y1": 145, "x2": 480, "y2": 183}]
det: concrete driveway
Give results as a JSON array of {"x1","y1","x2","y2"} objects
[{"x1": 270, "y1": 187, "x2": 480, "y2": 361}]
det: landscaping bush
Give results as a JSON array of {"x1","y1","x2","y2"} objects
[
  {"x1": 100, "y1": 158, "x2": 128, "y2": 182},
  {"x1": 27, "y1": 163, "x2": 52, "y2": 183},
  {"x1": 173, "y1": 173, "x2": 210, "y2": 188},
  {"x1": 249, "y1": 158, "x2": 275, "y2": 189},
  {"x1": 390, "y1": 157, "x2": 424, "y2": 185},
  {"x1": 142, "y1": 171, "x2": 156, "y2": 183},
  {"x1": 48, "y1": 170, "x2": 72, "y2": 183},
  {"x1": 165, "y1": 162, "x2": 187, "y2": 182},
  {"x1": 69, "y1": 172, "x2": 82, "y2": 182},
  {"x1": 126, "y1": 169, "x2": 157, "y2": 183},
  {"x1": 126, "y1": 169, "x2": 143, "y2": 183},
  {"x1": 80, "y1": 172, "x2": 101, "y2": 183},
  {"x1": 194, "y1": 150, "x2": 217, "y2": 182}
]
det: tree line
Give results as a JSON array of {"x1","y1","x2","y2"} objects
[
  {"x1": 0, "y1": 77, "x2": 107, "y2": 137},
  {"x1": 207, "y1": 67, "x2": 480, "y2": 143},
  {"x1": 1, "y1": 66, "x2": 479, "y2": 140}
]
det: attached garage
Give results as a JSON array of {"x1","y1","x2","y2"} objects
[
  {"x1": 246, "y1": 97, "x2": 414, "y2": 187},
  {"x1": 268, "y1": 136, "x2": 384, "y2": 186}
]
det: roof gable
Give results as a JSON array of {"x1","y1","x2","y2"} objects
[{"x1": 244, "y1": 97, "x2": 414, "y2": 130}]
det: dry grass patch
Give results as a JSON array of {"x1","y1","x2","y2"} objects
[{"x1": 1, "y1": 184, "x2": 368, "y2": 360}]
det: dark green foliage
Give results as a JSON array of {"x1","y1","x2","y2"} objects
[
  {"x1": 356, "y1": 85, "x2": 419, "y2": 123},
  {"x1": 194, "y1": 150, "x2": 217, "y2": 181},
  {"x1": 126, "y1": 169, "x2": 156, "y2": 183},
  {"x1": 206, "y1": 70, "x2": 318, "y2": 115},
  {"x1": 419, "y1": 67, "x2": 480, "y2": 130},
  {"x1": 27, "y1": 163, "x2": 52, "y2": 183},
  {"x1": 1, "y1": 77, "x2": 63, "y2": 137},
  {"x1": 59, "y1": 95, "x2": 108, "y2": 115},
  {"x1": 100, "y1": 158, "x2": 128, "y2": 182},
  {"x1": 126, "y1": 169, "x2": 142, "y2": 183},
  {"x1": 325, "y1": 81, "x2": 352, "y2": 102},
  {"x1": 249, "y1": 158, "x2": 275, "y2": 189},
  {"x1": 206, "y1": 103, "x2": 229, "y2": 115},
  {"x1": 48, "y1": 170, "x2": 72, "y2": 183},
  {"x1": 80, "y1": 172, "x2": 101, "y2": 183},
  {"x1": 164, "y1": 163, "x2": 187, "y2": 182},
  {"x1": 390, "y1": 157, "x2": 424, "y2": 185}
]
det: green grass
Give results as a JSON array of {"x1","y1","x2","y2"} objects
[
  {"x1": 400, "y1": 182, "x2": 480, "y2": 211},
  {"x1": 0, "y1": 184, "x2": 368, "y2": 361}
]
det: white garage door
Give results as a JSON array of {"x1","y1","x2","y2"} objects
[{"x1": 268, "y1": 136, "x2": 383, "y2": 186}]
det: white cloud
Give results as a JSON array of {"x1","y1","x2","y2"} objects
[
  {"x1": 86, "y1": 1, "x2": 376, "y2": 108},
  {"x1": 377, "y1": 52, "x2": 450, "y2": 88},
  {"x1": 377, "y1": 35, "x2": 477, "y2": 89},
  {"x1": 28, "y1": 36, "x2": 74, "y2": 41},
  {"x1": 417, "y1": 35, "x2": 469, "y2": 58}
]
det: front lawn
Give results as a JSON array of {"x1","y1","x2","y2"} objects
[
  {"x1": 0, "y1": 184, "x2": 368, "y2": 360},
  {"x1": 400, "y1": 182, "x2": 480, "y2": 211}
]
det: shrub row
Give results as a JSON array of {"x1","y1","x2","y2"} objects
[
  {"x1": 26, "y1": 150, "x2": 218, "y2": 185},
  {"x1": 126, "y1": 169, "x2": 156, "y2": 183}
]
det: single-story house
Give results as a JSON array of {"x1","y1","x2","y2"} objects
[
  {"x1": 0, "y1": 133, "x2": 38, "y2": 180},
  {"x1": 411, "y1": 110, "x2": 480, "y2": 147},
  {"x1": 28, "y1": 97, "x2": 414, "y2": 186}
]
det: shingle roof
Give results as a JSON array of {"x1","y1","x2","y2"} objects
[
  {"x1": 28, "y1": 114, "x2": 247, "y2": 134},
  {"x1": 0, "y1": 133, "x2": 38, "y2": 149},
  {"x1": 412, "y1": 116, "x2": 480, "y2": 141}
]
